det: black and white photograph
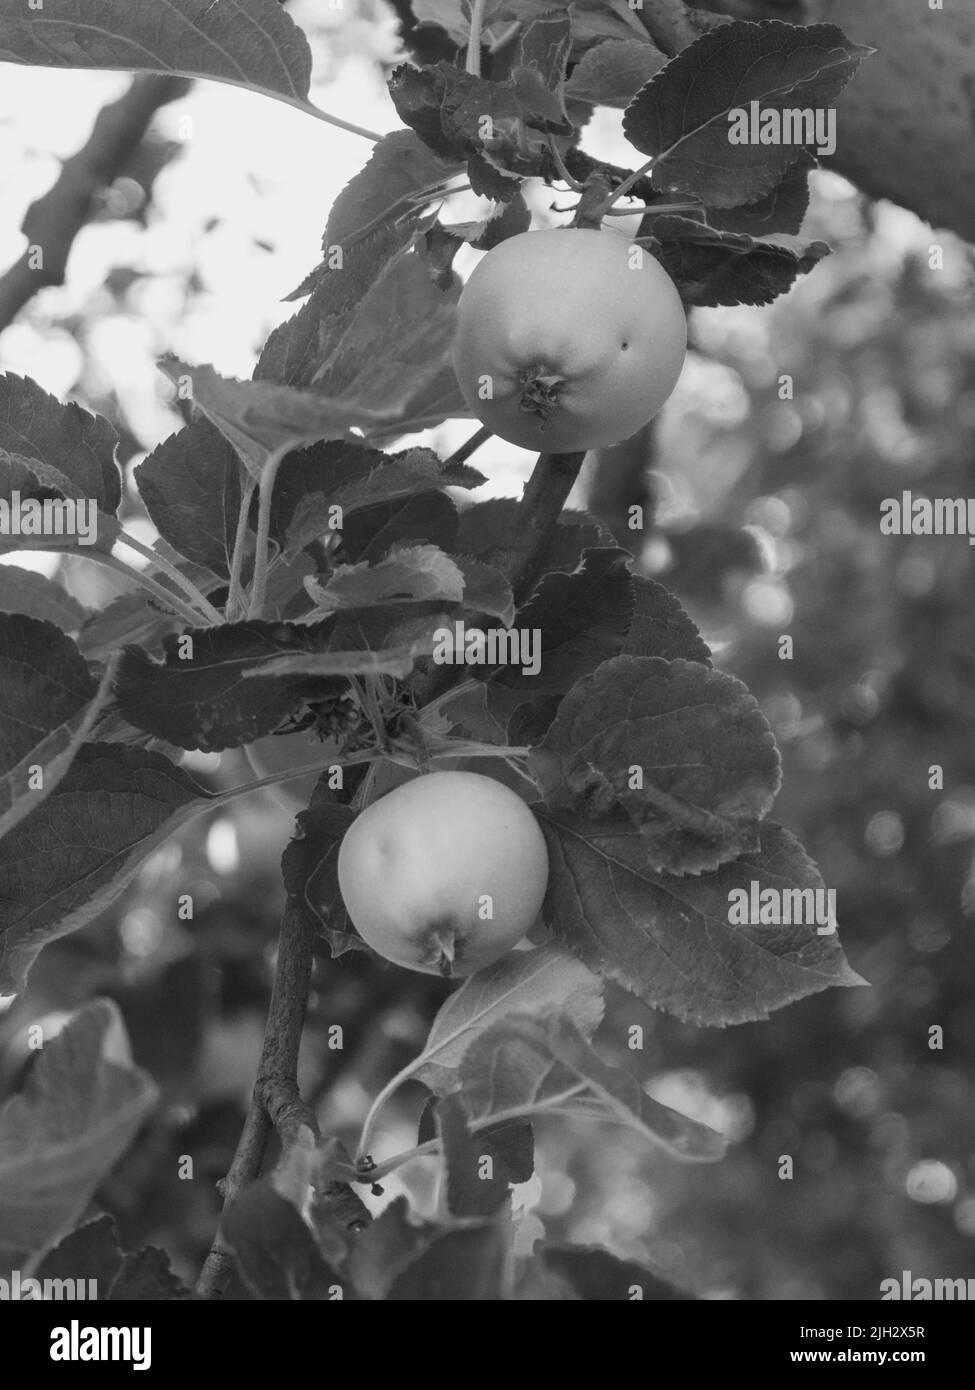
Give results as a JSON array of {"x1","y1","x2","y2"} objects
[{"x1": 0, "y1": 0, "x2": 972, "y2": 1350}]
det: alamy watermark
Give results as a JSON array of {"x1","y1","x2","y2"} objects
[
  {"x1": 727, "y1": 101, "x2": 836, "y2": 158},
  {"x1": 0, "y1": 490, "x2": 98, "y2": 546},
  {"x1": 50, "y1": 1321, "x2": 151, "y2": 1372},
  {"x1": 432, "y1": 621, "x2": 541, "y2": 677},
  {"x1": 881, "y1": 1272, "x2": 975, "y2": 1299},
  {"x1": 880, "y1": 491, "x2": 975, "y2": 544},
  {"x1": 727, "y1": 880, "x2": 837, "y2": 934},
  {"x1": 0, "y1": 1269, "x2": 97, "y2": 1299}
]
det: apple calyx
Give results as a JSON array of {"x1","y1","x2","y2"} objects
[{"x1": 517, "y1": 362, "x2": 565, "y2": 422}]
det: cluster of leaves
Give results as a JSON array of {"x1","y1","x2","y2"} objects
[
  {"x1": 388, "y1": 2, "x2": 869, "y2": 305},
  {"x1": 0, "y1": 0, "x2": 870, "y2": 1297},
  {"x1": 0, "y1": 964, "x2": 711, "y2": 1297}
]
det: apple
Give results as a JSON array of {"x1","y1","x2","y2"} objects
[{"x1": 336, "y1": 770, "x2": 549, "y2": 977}]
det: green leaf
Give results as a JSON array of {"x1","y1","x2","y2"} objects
[
  {"x1": 703, "y1": 154, "x2": 814, "y2": 237},
  {"x1": 38, "y1": 1216, "x2": 193, "y2": 1300},
  {"x1": 490, "y1": 547, "x2": 634, "y2": 696},
  {"x1": 325, "y1": 128, "x2": 461, "y2": 251},
  {"x1": 624, "y1": 20, "x2": 871, "y2": 208},
  {"x1": 418, "y1": 1098, "x2": 534, "y2": 1181},
  {"x1": 115, "y1": 608, "x2": 450, "y2": 751},
  {"x1": 268, "y1": 441, "x2": 480, "y2": 557},
  {"x1": 0, "y1": 567, "x2": 88, "y2": 631},
  {"x1": 531, "y1": 655, "x2": 780, "y2": 874},
  {"x1": 455, "y1": 500, "x2": 610, "y2": 573},
  {"x1": 648, "y1": 215, "x2": 829, "y2": 308},
  {"x1": 341, "y1": 490, "x2": 460, "y2": 565},
  {"x1": 258, "y1": 238, "x2": 464, "y2": 444},
  {"x1": 157, "y1": 358, "x2": 397, "y2": 481},
  {"x1": 0, "y1": 1000, "x2": 158, "y2": 1269},
  {"x1": 511, "y1": 9, "x2": 572, "y2": 125},
  {"x1": 436, "y1": 1094, "x2": 512, "y2": 1217},
  {"x1": 411, "y1": 945, "x2": 604, "y2": 1096},
  {"x1": 0, "y1": 0, "x2": 314, "y2": 109},
  {"x1": 305, "y1": 545, "x2": 465, "y2": 615},
  {"x1": 565, "y1": 37, "x2": 666, "y2": 110},
  {"x1": 0, "y1": 373, "x2": 121, "y2": 513},
  {"x1": 623, "y1": 575, "x2": 712, "y2": 665},
  {"x1": 345, "y1": 1197, "x2": 429, "y2": 1301},
  {"x1": 386, "y1": 1222, "x2": 510, "y2": 1300},
  {"x1": 246, "y1": 606, "x2": 452, "y2": 686},
  {"x1": 0, "y1": 744, "x2": 208, "y2": 993},
  {"x1": 135, "y1": 420, "x2": 244, "y2": 579},
  {"x1": 0, "y1": 614, "x2": 120, "y2": 839},
  {"x1": 223, "y1": 1183, "x2": 349, "y2": 1301},
  {"x1": 540, "y1": 817, "x2": 865, "y2": 1024},
  {"x1": 77, "y1": 591, "x2": 181, "y2": 663},
  {"x1": 458, "y1": 1014, "x2": 727, "y2": 1161},
  {"x1": 283, "y1": 802, "x2": 362, "y2": 959}
]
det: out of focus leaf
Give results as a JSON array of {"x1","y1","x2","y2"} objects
[
  {"x1": 223, "y1": 1183, "x2": 349, "y2": 1300},
  {"x1": 0, "y1": 1000, "x2": 157, "y2": 1268},
  {"x1": 542, "y1": 1244, "x2": 696, "y2": 1300},
  {"x1": 457, "y1": 1014, "x2": 727, "y2": 1161},
  {"x1": 0, "y1": 745, "x2": 208, "y2": 993},
  {"x1": 411, "y1": 946, "x2": 605, "y2": 1095}
]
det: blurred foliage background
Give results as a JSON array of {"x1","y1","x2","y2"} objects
[{"x1": 2, "y1": 1, "x2": 975, "y2": 1299}]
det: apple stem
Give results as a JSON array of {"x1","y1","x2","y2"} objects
[
  {"x1": 356, "y1": 1060, "x2": 422, "y2": 1165},
  {"x1": 504, "y1": 450, "x2": 587, "y2": 604},
  {"x1": 444, "y1": 423, "x2": 493, "y2": 468},
  {"x1": 354, "y1": 1140, "x2": 441, "y2": 1183}
]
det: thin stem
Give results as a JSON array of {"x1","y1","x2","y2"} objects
[
  {"x1": 603, "y1": 201, "x2": 703, "y2": 217},
  {"x1": 303, "y1": 105, "x2": 383, "y2": 143},
  {"x1": 357, "y1": 1083, "x2": 592, "y2": 1183},
  {"x1": 489, "y1": 20, "x2": 521, "y2": 54},
  {"x1": 94, "y1": 550, "x2": 211, "y2": 628},
  {"x1": 356, "y1": 1060, "x2": 423, "y2": 1164},
  {"x1": 347, "y1": 676, "x2": 385, "y2": 747},
  {"x1": 429, "y1": 742, "x2": 531, "y2": 761},
  {"x1": 547, "y1": 138, "x2": 586, "y2": 193},
  {"x1": 210, "y1": 746, "x2": 382, "y2": 810},
  {"x1": 466, "y1": 0, "x2": 487, "y2": 76},
  {"x1": 359, "y1": 1140, "x2": 440, "y2": 1183},
  {"x1": 445, "y1": 423, "x2": 492, "y2": 468},
  {"x1": 598, "y1": 157, "x2": 655, "y2": 214},
  {"x1": 114, "y1": 529, "x2": 222, "y2": 623},
  {"x1": 430, "y1": 183, "x2": 473, "y2": 201},
  {"x1": 247, "y1": 448, "x2": 288, "y2": 619},
  {"x1": 225, "y1": 474, "x2": 257, "y2": 622},
  {"x1": 419, "y1": 676, "x2": 482, "y2": 716},
  {"x1": 337, "y1": 178, "x2": 471, "y2": 261}
]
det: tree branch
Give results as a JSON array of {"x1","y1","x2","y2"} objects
[
  {"x1": 502, "y1": 451, "x2": 587, "y2": 604},
  {"x1": 196, "y1": 896, "x2": 323, "y2": 1299},
  {"x1": 0, "y1": 74, "x2": 189, "y2": 332}
]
